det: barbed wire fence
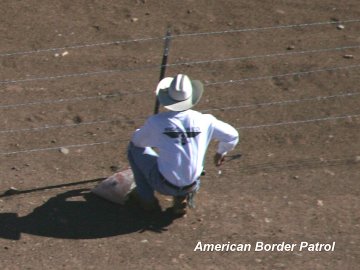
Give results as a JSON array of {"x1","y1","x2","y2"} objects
[
  {"x1": 1, "y1": 91, "x2": 360, "y2": 135},
  {"x1": 1, "y1": 18, "x2": 360, "y2": 183},
  {"x1": 1, "y1": 18, "x2": 359, "y2": 58},
  {"x1": 1, "y1": 45, "x2": 360, "y2": 86},
  {"x1": 1, "y1": 113, "x2": 360, "y2": 156}
]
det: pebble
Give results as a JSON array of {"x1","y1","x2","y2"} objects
[
  {"x1": 343, "y1": 54, "x2": 354, "y2": 59},
  {"x1": 73, "y1": 115, "x2": 83, "y2": 124},
  {"x1": 324, "y1": 169, "x2": 335, "y2": 176},
  {"x1": 264, "y1": 217, "x2": 272, "y2": 223},
  {"x1": 110, "y1": 165, "x2": 120, "y2": 172},
  {"x1": 140, "y1": 239, "x2": 148, "y2": 243},
  {"x1": 337, "y1": 24, "x2": 345, "y2": 30},
  {"x1": 61, "y1": 51, "x2": 69, "y2": 57},
  {"x1": 317, "y1": 200, "x2": 324, "y2": 207},
  {"x1": 293, "y1": 175, "x2": 300, "y2": 180},
  {"x1": 287, "y1": 45, "x2": 295, "y2": 50},
  {"x1": 59, "y1": 147, "x2": 70, "y2": 155},
  {"x1": 131, "y1": 17, "x2": 139, "y2": 22}
]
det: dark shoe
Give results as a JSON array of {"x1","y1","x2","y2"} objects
[
  {"x1": 172, "y1": 196, "x2": 187, "y2": 216},
  {"x1": 128, "y1": 189, "x2": 161, "y2": 212}
]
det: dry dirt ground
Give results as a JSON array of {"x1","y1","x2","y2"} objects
[{"x1": 1, "y1": 1, "x2": 360, "y2": 269}]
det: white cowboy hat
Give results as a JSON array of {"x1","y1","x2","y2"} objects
[{"x1": 156, "y1": 74, "x2": 204, "y2": 111}]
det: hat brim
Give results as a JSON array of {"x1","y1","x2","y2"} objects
[{"x1": 156, "y1": 77, "x2": 204, "y2": 111}]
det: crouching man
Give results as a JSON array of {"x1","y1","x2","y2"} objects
[{"x1": 127, "y1": 74, "x2": 239, "y2": 216}]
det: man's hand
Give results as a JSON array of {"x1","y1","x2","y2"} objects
[{"x1": 214, "y1": 153, "x2": 226, "y2": 167}]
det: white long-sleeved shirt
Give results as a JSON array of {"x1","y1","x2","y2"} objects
[{"x1": 131, "y1": 109, "x2": 239, "y2": 187}]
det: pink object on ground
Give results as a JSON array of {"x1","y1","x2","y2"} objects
[{"x1": 92, "y1": 168, "x2": 136, "y2": 204}]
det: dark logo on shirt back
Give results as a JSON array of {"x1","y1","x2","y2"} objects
[{"x1": 163, "y1": 127, "x2": 201, "y2": 145}]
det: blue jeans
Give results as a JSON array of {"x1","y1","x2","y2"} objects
[{"x1": 127, "y1": 142, "x2": 200, "y2": 203}]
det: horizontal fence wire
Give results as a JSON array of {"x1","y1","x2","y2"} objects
[
  {"x1": 0, "y1": 62, "x2": 360, "y2": 93},
  {"x1": 237, "y1": 113, "x2": 360, "y2": 129},
  {"x1": 174, "y1": 19, "x2": 360, "y2": 38},
  {"x1": 1, "y1": 113, "x2": 359, "y2": 156},
  {"x1": 0, "y1": 37, "x2": 162, "y2": 58},
  {"x1": 1, "y1": 44, "x2": 360, "y2": 86},
  {"x1": 201, "y1": 91, "x2": 360, "y2": 112},
  {"x1": 0, "y1": 65, "x2": 158, "y2": 85},
  {"x1": 0, "y1": 141, "x2": 119, "y2": 156},
  {"x1": 1, "y1": 19, "x2": 359, "y2": 58},
  {"x1": 169, "y1": 44, "x2": 360, "y2": 67},
  {"x1": 205, "y1": 63, "x2": 360, "y2": 86},
  {"x1": 0, "y1": 90, "x2": 149, "y2": 109},
  {"x1": 0, "y1": 119, "x2": 118, "y2": 134},
  {"x1": 1, "y1": 91, "x2": 360, "y2": 135}
]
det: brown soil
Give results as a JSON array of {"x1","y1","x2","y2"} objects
[{"x1": 1, "y1": 1, "x2": 360, "y2": 269}]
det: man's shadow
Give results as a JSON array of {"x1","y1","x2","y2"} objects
[{"x1": 0, "y1": 189, "x2": 178, "y2": 240}]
